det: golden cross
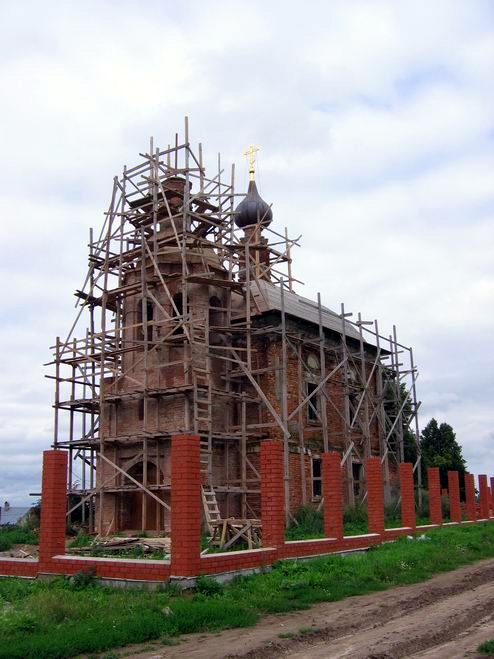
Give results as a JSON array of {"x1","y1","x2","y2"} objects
[{"x1": 243, "y1": 144, "x2": 260, "y2": 181}]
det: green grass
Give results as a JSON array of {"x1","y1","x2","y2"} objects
[
  {"x1": 285, "y1": 506, "x2": 324, "y2": 540},
  {"x1": 88, "y1": 546, "x2": 169, "y2": 560},
  {"x1": 67, "y1": 531, "x2": 93, "y2": 549},
  {"x1": 286, "y1": 504, "x2": 435, "y2": 540},
  {"x1": 479, "y1": 640, "x2": 494, "y2": 655},
  {"x1": 1, "y1": 523, "x2": 494, "y2": 658},
  {"x1": 285, "y1": 504, "x2": 370, "y2": 538},
  {"x1": 0, "y1": 525, "x2": 38, "y2": 552}
]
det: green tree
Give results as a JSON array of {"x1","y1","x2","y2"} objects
[{"x1": 420, "y1": 418, "x2": 467, "y2": 489}]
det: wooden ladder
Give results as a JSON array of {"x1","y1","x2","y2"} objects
[
  {"x1": 201, "y1": 485, "x2": 221, "y2": 536},
  {"x1": 191, "y1": 323, "x2": 213, "y2": 482}
]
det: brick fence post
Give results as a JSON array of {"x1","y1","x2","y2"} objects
[
  {"x1": 171, "y1": 434, "x2": 201, "y2": 577},
  {"x1": 427, "y1": 467, "x2": 442, "y2": 525},
  {"x1": 399, "y1": 462, "x2": 416, "y2": 530},
  {"x1": 448, "y1": 471, "x2": 461, "y2": 523},
  {"x1": 366, "y1": 457, "x2": 384, "y2": 535},
  {"x1": 465, "y1": 473, "x2": 477, "y2": 521},
  {"x1": 322, "y1": 452, "x2": 343, "y2": 540},
  {"x1": 261, "y1": 440, "x2": 285, "y2": 548},
  {"x1": 39, "y1": 450, "x2": 68, "y2": 567},
  {"x1": 479, "y1": 475, "x2": 490, "y2": 520},
  {"x1": 490, "y1": 478, "x2": 494, "y2": 516}
]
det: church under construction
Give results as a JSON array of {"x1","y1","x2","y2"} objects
[{"x1": 50, "y1": 119, "x2": 422, "y2": 536}]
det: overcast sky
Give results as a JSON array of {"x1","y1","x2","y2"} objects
[{"x1": 1, "y1": 1, "x2": 493, "y2": 505}]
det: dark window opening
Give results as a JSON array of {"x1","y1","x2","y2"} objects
[
  {"x1": 352, "y1": 461, "x2": 363, "y2": 499},
  {"x1": 138, "y1": 399, "x2": 144, "y2": 421},
  {"x1": 307, "y1": 382, "x2": 320, "y2": 423},
  {"x1": 232, "y1": 401, "x2": 239, "y2": 428},
  {"x1": 137, "y1": 298, "x2": 154, "y2": 342},
  {"x1": 312, "y1": 457, "x2": 322, "y2": 499}
]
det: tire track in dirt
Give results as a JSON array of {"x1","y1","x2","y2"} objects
[{"x1": 128, "y1": 558, "x2": 494, "y2": 659}]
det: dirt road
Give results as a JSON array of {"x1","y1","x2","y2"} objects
[{"x1": 129, "y1": 558, "x2": 494, "y2": 659}]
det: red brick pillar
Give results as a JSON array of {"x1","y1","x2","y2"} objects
[
  {"x1": 39, "y1": 450, "x2": 68, "y2": 566},
  {"x1": 490, "y1": 478, "x2": 494, "y2": 515},
  {"x1": 322, "y1": 452, "x2": 343, "y2": 540},
  {"x1": 479, "y1": 475, "x2": 490, "y2": 520},
  {"x1": 399, "y1": 462, "x2": 416, "y2": 530},
  {"x1": 366, "y1": 457, "x2": 384, "y2": 535},
  {"x1": 465, "y1": 473, "x2": 477, "y2": 521},
  {"x1": 427, "y1": 467, "x2": 442, "y2": 525},
  {"x1": 261, "y1": 440, "x2": 285, "y2": 548},
  {"x1": 171, "y1": 434, "x2": 201, "y2": 577},
  {"x1": 448, "y1": 471, "x2": 461, "y2": 523}
]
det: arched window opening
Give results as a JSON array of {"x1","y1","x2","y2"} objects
[
  {"x1": 137, "y1": 298, "x2": 154, "y2": 342},
  {"x1": 119, "y1": 460, "x2": 162, "y2": 531}
]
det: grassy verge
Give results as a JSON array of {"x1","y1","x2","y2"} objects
[
  {"x1": 1, "y1": 523, "x2": 494, "y2": 658},
  {"x1": 285, "y1": 505, "x2": 432, "y2": 539},
  {"x1": 285, "y1": 505, "x2": 372, "y2": 539},
  {"x1": 0, "y1": 525, "x2": 38, "y2": 552},
  {"x1": 479, "y1": 639, "x2": 494, "y2": 655}
]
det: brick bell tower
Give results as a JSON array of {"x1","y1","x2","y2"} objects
[{"x1": 96, "y1": 171, "x2": 233, "y2": 534}]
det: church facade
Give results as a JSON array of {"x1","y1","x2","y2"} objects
[{"x1": 51, "y1": 128, "x2": 419, "y2": 535}]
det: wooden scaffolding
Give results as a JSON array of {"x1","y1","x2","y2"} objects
[{"x1": 48, "y1": 117, "x2": 422, "y2": 533}]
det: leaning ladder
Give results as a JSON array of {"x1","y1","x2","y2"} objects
[{"x1": 201, "y1": 485, "x2": 221, "y2": 536}]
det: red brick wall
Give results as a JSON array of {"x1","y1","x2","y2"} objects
[
  {"x1": 490, "y1": 477, "x2": 494, "y2": 515},
  {"x1": 465, "y1": 473, "x2": 477, "y2": 521},
  {"x1": 366, "y1": 457, "x2": 384, "y2": 534},
  {"x1": 322, "y1": 452, "x2": 343, "y2": 539},
  {"x1": 261, "y1": 440, "x2": 285, "y2": 548},
  {"x1": 39, "y1": 450, "x2": 68, "y2": 568},
  {"x1": 0, "y1": 559, "x2": 39, "y2": 578},
  {"x1": 399, "y1": 462, "x2": 415, "y2": 529},
  {"x1": 47, "y1": 556, "x2": 170, "y2": 581},
  {"x1": 428, "y1": 467, "x2": 442, "y2": 525},
  {"x1": 448, "y1": 471, "x2": 461, "y2": 523},
  {"x1": 170, "y1": 434, "x2": 201, "y2": 576},
  {"x1": 4, "y1": 452, "x2": 494, "y2": 583},
  {"x1": 479, "y1": 475, "x2": 490, "y2": 519}
]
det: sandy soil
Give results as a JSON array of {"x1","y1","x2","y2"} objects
[{"x1": 111, "y1": 558, "x2": 494, "y2": 659}]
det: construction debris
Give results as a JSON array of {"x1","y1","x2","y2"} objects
[{"x1": 67, "y1": 536, "x2": 171, "y2": 557}]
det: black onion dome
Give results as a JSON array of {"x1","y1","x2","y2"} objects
[{"x1": 234, "y1": 180, "x2": 273, "y2": 228}]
